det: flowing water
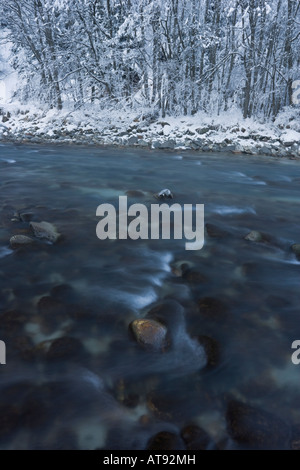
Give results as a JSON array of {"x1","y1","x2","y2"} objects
[{"x1": 0, "y1": 143, "x2": 300, "y2": 450}]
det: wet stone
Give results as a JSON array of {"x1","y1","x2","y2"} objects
[
  {"x1": 196, "y1": 335, "x2": 220, "y2": 368},
  {"x1": 147, "y1": 391, "x2": 185, "y2": 421},
  {"x1": 291, "y1": 244, "x2": 300, "y2": 258},
  {"x1": 12, "y1": 335, "x2": 34, "y2": 361},
  {"x1": 34, "y1": 428, "x2": 79, "y2": 450},
  {"x1": 205, "y1": 223, "x2": 229, "y2": 238},
  {"x1": 198, "y1": 297, "x2": 228, "y2": 319},
  {"x1": 0, "y1": 404, "x2": 20, "y2": 441},
  {"x1": 146, "y1": 431, "x2": 186, "y2": 450},
  {"x1": 21, "y1": 393, "x2": 52, "y2": 429},
  {"x1": 123, "y1": 394, "x2": 140, "y2": 408},
  {"x1": 244, "y1": 230, "x2": 263, "y2": 242},
  {"x1": 37, "y1": 296, "x2": 66, "y2": 317},
  {"x1": 226, "y1": 399, "x2": 290, "y2": 449},
  {"x1": 37, "y1": 296, "x2": 68, "y2": 333},
  {"x1": 46, "y1": 336, "x2": 83, "y2": 361},
  {"x1": 30, "y1": 221, "x2": 61, "y2": 243},
  {"x1": 0, "y1": 310, "x2": 26, "y2": 334},
  {"x1": 50, "y1": 283, "x2": 74, "y2": 302},
  {"x1": 129, "y1": 319, "x2": 168, "y2": 351},
  {"x1": 182, "y1": 269, "x2": 208, "y2": 283},
  {"x1": 19, "y1": 212, "x2": 34, "y2": 222},
  {"x1": 241, "y1": 262, "x2": 258, "y2": 276},
  {"x1": 181, "y1": 424, "x2": 212, "y2": 450},
  {"x1": 154, "y1": 188, "x2": 173, "y2": 199},
  {"x1": 291, "y1": 425, "x2": 300, "y2": 450},
  {"x1": 125, "y1": 190, "x2": 145, "y2": 198},
  {"x1": 10, "y1": 234, "x2": 35, "y2": 249}
]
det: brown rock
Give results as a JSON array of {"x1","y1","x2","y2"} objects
[{"x1": 129, "y1": 319, "x2": 168, "y2": 351}]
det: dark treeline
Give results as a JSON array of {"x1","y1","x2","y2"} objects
[{"x1": 1, "y1": 0, "x2": 300, "y2": 119}]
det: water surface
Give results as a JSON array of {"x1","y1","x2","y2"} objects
[{"x1": 0, "y1": 143, "x2": 300, "y2": 449}]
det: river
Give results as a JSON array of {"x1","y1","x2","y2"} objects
[{"x1": 0, "y1": 143, "x2": 300, "y2": 449}]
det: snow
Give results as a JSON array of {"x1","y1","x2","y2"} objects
[
  {"x1": 280, "y1": 129, "x2": 300, "y2": 143},
  {"x1": 0, "y1": 31, "x2": 19, "y2": 103},
  {"x1": 0, "y1": 100, "x2": 299, "y2": 159},
  {"x1": 265, "y1": 3, "x2": 272, "y2": 15}
]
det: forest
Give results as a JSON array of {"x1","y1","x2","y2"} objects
[{"x1": 1, "y1": 0, "x2": 299, "y2": 120}]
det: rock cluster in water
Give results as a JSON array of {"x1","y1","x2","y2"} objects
[{"x1": 9, "y1": 216, "x2": 61, "y2": 249}]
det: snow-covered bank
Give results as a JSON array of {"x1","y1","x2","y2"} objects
[{"x1": 0, "y1": 104, "x2": 300, "y2": 159}]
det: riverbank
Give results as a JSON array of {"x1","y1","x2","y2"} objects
[{"x1": 0, "y1": 104, "x2": 300, "y2": 158}]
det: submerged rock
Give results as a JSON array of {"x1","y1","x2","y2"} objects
[
  {"x1": 181, "y1": 424, "x2": 212, "y2": 450},
  {"x1": 147, "y1": 390, "x2": 187, "y2": 421},
  {"x1": 46, "y1": 336, "x2": 83, "y2": 361},
  {"x1": 34, "y1": 428, "x2": 79, "y2": 450},
  {"x1": 146, "y1": 431, "x2": 186, "y2": 450},
  {"x1": 205, "y1": 223, "x2": 229, "y2": 238},
  {"x1": 291, "y1": 244, "x2": 300, "y2": 256},
  {"x1": 198, "y1": 297, "x2": 228, "y2": 319},
  {"x1": 196, "y1": 335, "x2": 220, "y2": 368},
  {"x1": 129, "y1": 318, "x2": 168, "y2": 351},
  {"x1": 19, "y1": 212, "x2": 34, "y2": 222},
  {"x1": 37, "y1": 296, "x2": 66, "y2": 317},
  {"x1": 10, "y1": 234, "x2": 35, "y2": 249},
  {"x1": 0, "y1": 404, "x2": 20, "y2": 441},
  {"x1": 226, "y1": 399, "x2": 290, "y2": 449},
  {"x1": 244, "y1": 230, "x2": 263, "y2": 242},
  {"x1": 50, "y1": 283, "x2": 74, "y2": 302},
  {"x1": 125, "y1": 190, "x2": 145, "y2": 198},
  {"x1": 12, "y1": 335, "x2": 34, "y2": 361},
  {"x1": 182, "y1": 269, "x2": 208, "y2": 283},
  {"x1": 0, "y1": 310, "x2": 26, "y2": 334},
  {"x1": 30, "y1": 221, "x2": 61, "y2": 243},
  {"x1": 291, "y1": 425, "x2": 300, "y2": 450}
]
